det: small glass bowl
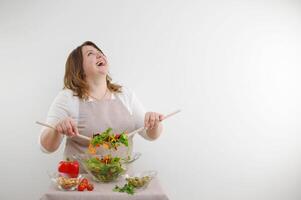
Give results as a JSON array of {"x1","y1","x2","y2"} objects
[
  {"x1": 48, "y1": 172, "x2": 83, "y2": 191},
  {"x1": 123, "y1": 170, "x2": 157, "y2": 189}
]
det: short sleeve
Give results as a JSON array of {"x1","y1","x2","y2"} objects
[
  {"x1": 39, "y1": 89, "x2": 77, "y2": 153},
  {"x1": 45, "y1": 90, "x2": 73, "y2": 126}
]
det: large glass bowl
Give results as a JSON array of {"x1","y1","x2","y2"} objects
[{"x1": 73, "y1": 152, "x2": 141, "y2": 183}]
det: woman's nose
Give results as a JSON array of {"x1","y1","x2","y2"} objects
[{"x1": 96, "y1": 53, "x2": 102, "y2": 58}]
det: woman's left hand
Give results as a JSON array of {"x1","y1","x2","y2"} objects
[{"x1": 144, "y1": 112, "x2": 164, "y2": 129}]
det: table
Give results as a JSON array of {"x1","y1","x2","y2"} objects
[{"x1": 40, "y1": 177, "x2": 169, "y2": 200}]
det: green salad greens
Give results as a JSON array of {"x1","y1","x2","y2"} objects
[
  {"x1": 84, "y1": 155, "x2": 125, "y2": 182},
  {"x1": 88, "y1": 128, "x2": 129, "y2": 153}
]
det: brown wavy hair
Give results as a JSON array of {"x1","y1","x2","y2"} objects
[{"x1": 64, "y1": 41, "x2": 122, "y2": 99}]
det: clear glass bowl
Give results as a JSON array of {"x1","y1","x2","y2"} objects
[
  {"x1": 73, "y1": 152, "x2": 141, "y2": 183},
  {"x1": 123, "y1": 170, "x2": 157, "y2": 189},
  {"x1": 48, "y1": 172, "x2": 83, "y2": 191}
]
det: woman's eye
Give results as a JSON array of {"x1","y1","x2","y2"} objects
[{"x1": 88, "y1": 52, "x2": 92, "y2": 56}]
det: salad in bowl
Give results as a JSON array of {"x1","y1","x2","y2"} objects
[
  {"x1": 73, "y1": 152, "x2": 141, "y2": 183},
  {"x1": 113, "y1": 170, "x2": 157, "y2": 195}
]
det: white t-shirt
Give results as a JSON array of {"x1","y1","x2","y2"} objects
[{"x1": 39, "y1": 87, "x2": 151, "y2": 153}]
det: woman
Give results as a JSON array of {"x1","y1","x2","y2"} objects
[{"x1": 40, "y1": 41, "x2": 164, "y2": 159}]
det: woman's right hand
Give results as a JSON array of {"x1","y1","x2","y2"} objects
[{"x1": 55, "y1": 117, "x2": 79, "y2": 137}]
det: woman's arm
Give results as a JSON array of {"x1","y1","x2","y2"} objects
[
  {"x1": 125, "y1": 87, "x2": 164, "y2": 140},
  {"x1": 39, "y1": 90, "x2": 77, "y2": 153},
  {"x1": 40, "y1": 128, "x2": 63, "y2": 152},
  {"x1": 40, "y1": 117, "x2": 79, "y2": 152}
]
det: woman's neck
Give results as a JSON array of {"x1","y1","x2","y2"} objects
[{"x1": 87, "y1": 76, "x2": 108, "y2": 100}]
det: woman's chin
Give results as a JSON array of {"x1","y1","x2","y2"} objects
[
  {"x1": 96, "y1": 70, "x2": 108, "y2": 76},
  {"x1": 95, "y1": 67, "x2": 107, "y2": 75}
]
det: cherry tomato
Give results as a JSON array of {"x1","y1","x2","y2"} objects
[
  {"x1": 87, "y1": 183, "x2": 94, "y2": 191},
  {"x1": 81, "y1": 178, "x2": 89, "y2": 186},
  {"x1": 77, "y1": 184, "x2": 86, "y2": 191}
]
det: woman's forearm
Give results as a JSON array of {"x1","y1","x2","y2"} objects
[
  {"x1": 146, "y1": 123, "x2": 163, "y2": 140},
  {"x1": 40, "y1": 128, "x2": 63, "y2": 152}
]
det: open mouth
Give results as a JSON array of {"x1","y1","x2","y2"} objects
[{"x1": 96, "y1": 61, "x2": 105, "y2": 67}]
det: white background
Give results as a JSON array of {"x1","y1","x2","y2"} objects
[{"x1": 0, "y1": 0, "x2": 300, "y2": 200}]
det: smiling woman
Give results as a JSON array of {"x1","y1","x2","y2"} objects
[
  {"x1": 64, "y1": 41, "x2": 121, "y2": 100},
  {"x1": 39, "y1": 41, "x2": 165, "y2": 160}
]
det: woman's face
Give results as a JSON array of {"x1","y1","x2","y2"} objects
[{"x1": 82, "y1": 45, "x2": 108, "y2": 78}]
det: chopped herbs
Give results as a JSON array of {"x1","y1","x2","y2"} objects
[
  {"x1": 113, "y1": 183, "x2": 135, "y2": 195},
  {"x1": 113, "y1": 176, "x2": 152, "y2": 195}
]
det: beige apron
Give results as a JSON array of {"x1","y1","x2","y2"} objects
[{"x1": 63, "y1": 94, "x2": 136, "y2": 160}]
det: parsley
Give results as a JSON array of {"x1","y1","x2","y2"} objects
[{"x1": 113, "y1": 183, "x2": 135, "y2": 195}]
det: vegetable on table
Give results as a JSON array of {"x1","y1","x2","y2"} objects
[
  {"x1": 58, "y1": 159, "x2": 79, "y2": 178},
  {"x1": 77, "y1": 178, "x2": 94, "y2": 192},
  {"x1": 113, "y1": 183, "x2": 135, "y2": 195}
]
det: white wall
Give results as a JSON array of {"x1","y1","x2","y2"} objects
[{"x1": 0, "y1": 0, "x2": 300, "y2": 199}]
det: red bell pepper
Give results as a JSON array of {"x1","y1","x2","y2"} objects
[{"x1": 58, "y1": 159, "x2": 79, "y2": 178}]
